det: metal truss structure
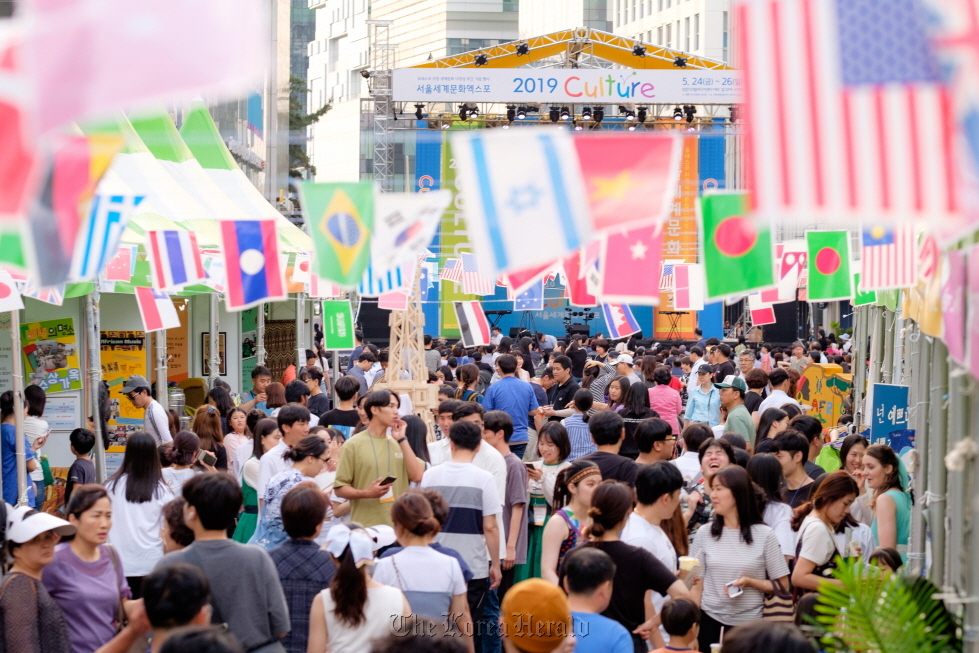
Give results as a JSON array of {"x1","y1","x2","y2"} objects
[{"x1": 367, "y1": 19, "x2": 395, "y2": 193}]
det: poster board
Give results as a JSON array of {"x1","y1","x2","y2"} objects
[
  {"x1": 167, "y1": 298, "x2": 189, "y2": 382},
  {"x1": 202, "y1": 332, "x2": 227, "y2": 376},
  {"x1": 101, "y1": 331, "x2": 147, "y2": 446},
  {"x1": 796, "y1": 363, "x2": 852, "y2": 428},
  {"x1": 21, "y1": 317, "x2": 82, "y2": 394}
]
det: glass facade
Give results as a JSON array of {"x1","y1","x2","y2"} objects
[{"x1": 291, "y1": 0, "x2": 317, "y2": 114}]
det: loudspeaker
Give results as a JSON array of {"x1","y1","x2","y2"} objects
[
  {"x1": 356, "y1": 300, "x2": 391, "y2": 346},
  {"x1": 762, "y1": 302, "x2": 801, "y2": 346},
  {"x1": 509, "y1": 327, "x2": 531, "y2": 339},
  {"x1": 567, "y1": 324, "x2": 590, "y2": 337}
]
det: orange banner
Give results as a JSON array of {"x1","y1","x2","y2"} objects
[{"x1": 654, "y1": 134, "x2": 699, "y2": 340}]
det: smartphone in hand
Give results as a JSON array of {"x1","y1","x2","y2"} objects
[
  {"x1": 197, "y1": 450, "x2": 218, "y2": 467},
  {"x1": 379, "y1": 476, "x2": 397, "y2": 486}
]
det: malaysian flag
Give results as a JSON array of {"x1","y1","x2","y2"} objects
[
  {"x1": 737, "y1": 0, "x2": 957, "y2": 224},
  {"x1": 860, "y1": 224, "x2": 917, "y2": 290},
  {"x1": 440, "y1": 258, "x2": 463, "y2": 283},
  {"x1": 659, "y1": 264, "x2": 675, "y2": 290},
  {"x1": 461, "y1": 252, "x2": 495, "y2": 296}
]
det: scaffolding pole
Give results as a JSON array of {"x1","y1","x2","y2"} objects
[
  {"x1": 10, "y1": 309, "x2": 27, "y2": 505},
  {"x1": 927, "y1": 340, "x2": 948, "y2": 586},
  {"x1": 155, "y1": 329, "x2": 169, "y2": 413},
  {"x1": 296, "y1": 292, "x2": 306, "y2": 370},
  {"x1": 85, "y1": 292, "x2": 106, "y2": 482},
  {"x1": 256, "y1": 303, "x2": 266, "y2": 367},
  {"x1": 946, "y1": 362, "x2": 970, "y2": 593},
  {"x1": 209, "y1": 294, "x2": 220, "y2": 388},
  {"x1": 968, "y1": 385, "x2": 979, "y2": 651},
  {"x1": 908, "y1": 329, "x2": 931, "y2": 577},
  {"x1": 852, "y1": 306, "x2": 866, "y2": 427}
]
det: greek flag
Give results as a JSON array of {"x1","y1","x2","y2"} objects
[
  {"x1": 358, "y1": 260, "x2": 415, "y2": 297},
  {"x1": 70, "y1": 194, "x2": 144, "y2": 281}
]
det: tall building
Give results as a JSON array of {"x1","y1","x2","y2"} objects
[
  {"x1": 519, "y1": 0, "x2": 611, "y2": 39},
  {"x1": 306, "y1": 0, "x2": 519, "y2": 183},
  {"x1": 612, "y1": 0, "x2": 731, "y2": 62}
]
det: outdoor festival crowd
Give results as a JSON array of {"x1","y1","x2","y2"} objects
[{"x1": 0, "y1": 326, "x2": 916, "y2": 653}]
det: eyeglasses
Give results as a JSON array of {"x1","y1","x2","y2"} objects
[{"x1": 125, "y1": 392, "x2": 137, "y2": 401}]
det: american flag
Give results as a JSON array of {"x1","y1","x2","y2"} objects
[
  {"x1": 461, "y1": 252, "x2": 496, "y2": 296},
  {"x1": 440, "y1": 258, "x2": 463, "y2": 283},
  {"x1": 737, "y1": 0, "x2": 957, "y2": 224},
  {"x1": 659, "y1": 264, "x2": 675, "y2": 290},
  {"x1": 860, "y1": 224, "x2": 917, "y2": 290}
]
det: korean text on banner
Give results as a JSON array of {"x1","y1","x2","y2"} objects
[
  {"x1": 21, "y1": 318, "x2": 81, "y2": 394},
  {"x1": 322, "y1": 300, "x2": 355, "y2": 350},
  {"x1": 101, "y1": 331, "x2": 147, "y2": 445}
]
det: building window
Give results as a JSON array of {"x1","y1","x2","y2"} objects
[
  {"x1": 658, "y1": 0, "x2": 662, "y2": 10},
  {"x1": 640, "y1": 0, "x2": 643, "y2": 18},
  {"x1": 616, "y1": 0, "x2": 621, "y2": 25},
  {"x1": 685, "y1": 16, "x2": 690, "y2": 51},
  {"x1": 694, "y1": 14, "x2": 700, "y2": 50},
  {"x1": 632, "y1": 0, "x2": 636, "y2": 21},
  {"x1": 657, "y1": 26, "x2": 663, "y2": 44},
  {"x1": 723, "y1": 10, "x2": 729, "y2": 60},
  {"x1": 666, "y1": 23, "x2": 671, "y2": 48},
  {"x1": 502, "y1": 0, "x2": 518, "y2": 12}
]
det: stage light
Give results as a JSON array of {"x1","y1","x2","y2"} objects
[
  {"x1": 560, "y1": 107, "x2": 571, "y2": 120},
  {"x1": 441, "y1": 122, "x2": 451, "y2": 129},
  {"x1": 673, "y1": 56, "x2": 687, "y2": 68},
  {"x1": 627, "y1": 124, "x2": 638, "y2": 131},
  {"x1": 459, "y1": 105, "x2": 468, "y2": 121},
  {"x1": 414, "y1": 104, "x2": 424, "y2": 120},
  {"x1": 506, "y1": 105, "x2": 516, "y2": 121},
  {"x1": 516, "y1": 42, "x2": 530, "y2": 56},
  {"x1": 673, "y1": 106, "x2": 683, "y2": 120},
  {"x1": 469, "y1": 105, "x2": 479, "y2": 118},
  {"x1": 729, "y1": 106, "x2": 739, "y2": 123},
  {"x1": 593, "y1": 108, "x2": 604, "y2": 123},
  {"x1": 633, "y1": 45, "x2": 646, "y2": 57},
  {"x1": 548, "y1": 106, "x2": 560, "y2": 123},
  {"x1": 474, "y1": 53, "x2": 489, "y2": 66},
  {"x1": 360, "y1": 70, "x2": 373, "y2": 79},
  {"x1": 684, "y1": 105, "x2": 697, "y2": 123},
  {"x1": 581, "y1": 106, "x2": 592, "y2": 121},
  {"x1": 637, "y1": 107, "x2": 647, "y2": 123},
  {"x1": 517, "y1": 106, "x2": 527, "y2": 119},
  {"x1": 619, "y1": 106, "x2": 635, "y2": 121},
  {"x1": 573, "y1": 122, "x2": 583, "y2": 131},
  {"x1": 502, "y1": 123, "x2": 510, "y2": 129}
]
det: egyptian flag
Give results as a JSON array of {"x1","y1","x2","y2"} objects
[{"x1": 453, "y1": 301, "x2": 491, "y2": 347}]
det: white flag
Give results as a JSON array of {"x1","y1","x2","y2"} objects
[
  {"x1": 0, "y1": 271, "x2": 25, "y2": 313},
  {"x1": 371, "y1": 190, "x2": 450, "y2": 275}
]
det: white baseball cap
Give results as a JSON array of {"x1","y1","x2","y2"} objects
[
  {"x1": 840, "y1": 334, "x2": 851, "y2": 341},
  {"x1": 616, "y1": 354, "x2": 635, "y2": 366},
  {"x1": 5, "y1": 505, "x2": 75, "y2": 543}
]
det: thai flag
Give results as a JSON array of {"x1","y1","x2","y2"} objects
[
  {"x1": 660, "y1": 264, "x2": 675, "y2": 290},
  {"x1": 135, "y1": 287, "x2": 180, "y2": 333},
  {"x1": 147, "y1": 230, "x2": 206, "y2": 290},
  {"x1": 601, "y1": 303, "x2": 641, "y2": 339},
  {"x1": 440, "y1": 258, "x2": 463, "y2": 283},
  {"x1": 219, "y1": 220, "x2": 286, "y2": 311}
]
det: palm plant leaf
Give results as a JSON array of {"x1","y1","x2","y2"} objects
[{"x1": 813, "y1": 557, "x2": 957, "y2": 653}]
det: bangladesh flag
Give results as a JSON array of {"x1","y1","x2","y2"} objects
[
  {"x1": 853, "y1": 272, "x2": 877, "y2": 306},
  {"x1": 700, "y1": 192, "x2": 774, "y2": 299},
  {"x1": 300, "y1": 182, "x2": 374, "y2": 288},
  {"x1": 806, "y1": 230, "x2": 853, "y2": 301}
]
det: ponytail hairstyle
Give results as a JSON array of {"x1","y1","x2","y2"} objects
[
  {"x1": 166, "y1": 431, "x2": 201, "y2": 467},
  {"x1": 583, "y1": 481, "x2": 634, "y2": 540},
  {"x1": 327, "y1": 524, "x2": 371, "y2": 627},
  {"x1": 552, "y1": 459, "x2": 600, "y2": 509},
  {"x1": 790, "y1": 470, "x2": 859, "y2": 530},
  {"x1": 252, "y1": 419, "x2": 280, "y2": 461},
  {"x1": 283, "y1": 435, "x2": 328, "y2": 462},
  {"x1": 572, "y1": 389, "x2": 593, "y2": 423},
  {"x1": 391, "y1": 490, "x2": 441, "y2": 538},
  {"x1": 191, "y1": 404, "x2": 225, "y2": 454},
  {"x1": 864, "y1": 444, "x2": 906, "y2": 507},
  {"x1": 246, "y1": 409, "x2": 267, "y2": 439}
]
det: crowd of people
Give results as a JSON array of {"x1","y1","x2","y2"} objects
[{"x1": 0, "y1": 327, "x2": 913, "y2": 653}]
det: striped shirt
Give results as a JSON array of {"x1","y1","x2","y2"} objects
[
  {"x1": 421, "y1": 462, "x2": 501, "y2": 580},
  {"x1": 691, "y1": 523, "x2": 789, "y2": 625},
  {"x1": 562, "y1": 414, "x2": 596, "y2": 461}
]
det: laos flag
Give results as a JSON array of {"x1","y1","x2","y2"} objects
[{"x1": 219, "y1": 220, "x2": 286, "y2": 311}]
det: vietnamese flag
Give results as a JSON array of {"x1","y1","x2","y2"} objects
[
  {"x1": 805, "y1": 230, "x2": 853, "y2": 301},
  {"x1": 699, "y1": 192, "x2": 775, "y2": 300},
  {"x1": 574, "y1": 134, "x2": 682, "y2": 232}
]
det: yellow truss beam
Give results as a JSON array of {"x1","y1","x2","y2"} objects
[{"x1": 411, "y1": 27, "x2": 731, "y2": 71}]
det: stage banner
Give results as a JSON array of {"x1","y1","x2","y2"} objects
[
  {"x1": 439, "y1": 137, "x2": 477, "y2": 338},
  {"x1": 654, "y1": 134, "x2": 699, "y2": 340},
  {"x1": 393, "y1": 68, "x2": 741, "y2": 105},
  {"x1": 100, "y1": 331, "x2": 147, "y2": 446},
  {"x1": 416, "y1": 131, "x2": 443, "y2": 331},
  {"x1": 21, "y1": 318, "x2": 82, "y2": 394}
]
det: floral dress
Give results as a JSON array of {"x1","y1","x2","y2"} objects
[
  {"x1": 514, "y1": 459, "x2": 570, "y2": 582},
  {"x1": 249, "y1": 468, "x2": 305, "y2": 550}
]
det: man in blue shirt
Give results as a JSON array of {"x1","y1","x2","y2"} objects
[
  {"x1": 1, "y1": 418, "x2": 36, "y2": 506},
  {"x1": 482, "y1": 354, "x2": 538, "y2": 460},
  {"x1": 563, "y1": 547, "x2": 633, "y2": 653},
  {"x1": 240, "y1": 365, "x2": 273, "y2": 415}
]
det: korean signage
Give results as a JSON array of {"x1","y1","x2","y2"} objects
[
  {"x1": 868, "y1": 383, "x2": 914, "y2": 450},
  {"x1": 101, "y1": 331, "x2": 147, "y2": 445},
  {"x1": 21, "y1": 318, "x2": 82, "y2": 394},
  {"x1": 393, "y1": 68, "x2": 742, "y2": 104}
]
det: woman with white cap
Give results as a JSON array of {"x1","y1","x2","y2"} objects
[
  {"x1": 0, "y1": 504, "x2": 75, "y2": 653},
  {"x1": 307, "y1": 523, "x2": 410, "y2": 653}
]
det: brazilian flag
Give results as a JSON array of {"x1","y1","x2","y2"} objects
[{"x1": 300, "y1": 182, "x2": 374, "y2": 287}]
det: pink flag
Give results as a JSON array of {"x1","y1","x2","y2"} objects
[
  {"x1": 135, "y1": 287, "x2": 180, "y2": 333},
  {"x1": 966, "y1": 246, "x2": 979, "y2": 380},
  {"x1": 598, "y1": 221, "x2": 663, "y2": 305},
  {"x1": 561, "y1": 249, "x2": 597, "y2": 307},
  {"x1": 674, "y1": 264, "x2": 705, "y2": 311},
  {"x1": 0, "y1": 37, "x2": 40, "y2": 223},
  {"x1": 505, "y1": 261, "x2": 556, "y2": 296},
  {"x1": 0, "y1": 271, "x2": 24, "y2": 313},
  {"x1": 24, "y1": 0, "x2": 268, "y2": 133},
  {"x1": 943, "y1": 248, "x2": 967, "y2": 365},
  {"x1": 104, "y1": 246, "x2": 134, "y2": 282},
  {"x1": 761, "y1": 241, "x2": 807, "y2": 304},
  {"x1": 378, "y1": 289, "x2": 410, "y2": 311},
  {"x1": 748, "y1": 293, "x2": 777, "y2": 326}
]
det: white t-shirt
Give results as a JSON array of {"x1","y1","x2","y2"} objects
[
  {"x1": 233, "y1": 440, "x2": 254, "y2": 480},
  {"x1": 321, "y1": 585, "x2": 407, "y2": 653},
  {"x1": 258, "y1": 440, "x2": 291, "y2": 499},
  {"x1": 143, "y1": 400, "x2": 173, "y2": 445},
  {"x1": 162, "y1": 467, "x2": 198, "y2": 494},
  {"x1": 672, "y1": 451, "x2": 702, "y2": 485},
  {"x1": 796, "y1": 515, "x2": 839, "y2": 566},
  {"x1": 758, "y1": 389, "x2": 800, "y2": 415},
  {"x1": 373, "y1": 546, "x2": 466, "y2": 620},
  {"x1": 105, "y1": 475, "x2": 174, "y2": 576},
  {"x1": 763, "y1": 501, "x2": 795, "y2": 557},
  {"x1": 23, "y1": 416, "x2": 49, "y2": 482}
]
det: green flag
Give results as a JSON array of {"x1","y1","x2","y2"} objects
[
  {"x1": 699, "y1": 192, "x2": 775, "y2": 299},
  {"x1": 806, "y1": 230, "x2": 853, "y2": 301},
  {"x1": 853, "y1": 272, "x2": 877, "y2": 306},
  {"x1": 300, "y1": 182, "x2": 374, "y2": 287},
  {"x1": 321, "y1": 300, "x2": 356, "y2": 350}
]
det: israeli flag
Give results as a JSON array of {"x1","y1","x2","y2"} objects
[
  {"x1": 358, "y1": 260, "x2": 416, "y2": 297},
  {"x1": 451, "y1": 130, "x2": 592, "y2": 275}
]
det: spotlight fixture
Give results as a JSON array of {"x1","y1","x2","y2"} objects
[
  {"x1": 632, "y1": 44, "x2": 647, "y2": 57},
  {"x1": 573, "y1": 122, "x2": 583, "y2": 131},
  {"x1": 560, "y1": 107, "x2": 571, "y2": 120},
  {"x1": 593, "y1": 107, "x2": 604, "y2": 123},
  {"x1": 548, "y1": 106, "x2": 560, "y2": 123},
  {"x1": 469, "y1": 105, "x2": 479, "y2": 118},
  {"x1": 516, "y1": 106, "x2": 527, "y2": 119},
  {"x1": 627, "y1": 124, "x2": 638, "y2": 131},
  {"x1": 619, "y1": 105, "x2": 635, "y2": 121},
  {"x1": 414, "y1": 104, "x2": 424, "y2": 120},
  {"x1": 459, "y1": 105, "x2": 468, "y2": 121},
  {"x1": 441, "y1": 122, "x2": 451, "y2": 130},
  {"x1": 673, "y1": 56, "x2": 688, "y2": 68},
  {"x1": 581, "y1": 106, "x2": 593, "y2": 121},
  {"x1": 474, "y1": 53, "x2": 489, "y2": 66},
  {"x1": 684, "y1": 105, "x2": 697, "y2": 123},
  {"x1": 502, "y1": 123, "x2": 510, "y2": 129},
  {"x1": 673, "y1": 106, "x2": 683, "y2": 120},
  {"x1": 515, "y1": 42, "x2": 530, "y2": 56},
  {"x1": 360, "y1": 70, "x2": 373, "y2": 79},
  {"x1": 506, "y1": 105, "x2": 516, "y2": 122},
  {"x1": 637, "y1": 107, "x2": 647, "y2": 123},
  {"x1": 729, "y1": 106, "x2": 739, "y2": 123}
]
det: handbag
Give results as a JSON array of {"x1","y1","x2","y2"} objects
[
  {"x1": 106, "y1": 545, "x2": 151, "y2": 653},
  {"x1": 763, "y1": 577, "x2": 796, "y2": 621},
  {"x1": 40, "y1": 455, "x2": 54, "y2": 486}
]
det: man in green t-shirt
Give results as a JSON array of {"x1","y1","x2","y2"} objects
[
  {"x1": 714, "y1": 376, "x2": 757, "y2": 447},
  {"x1": 334, "y1": 389, "x2": 425, "y2": 527}
]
